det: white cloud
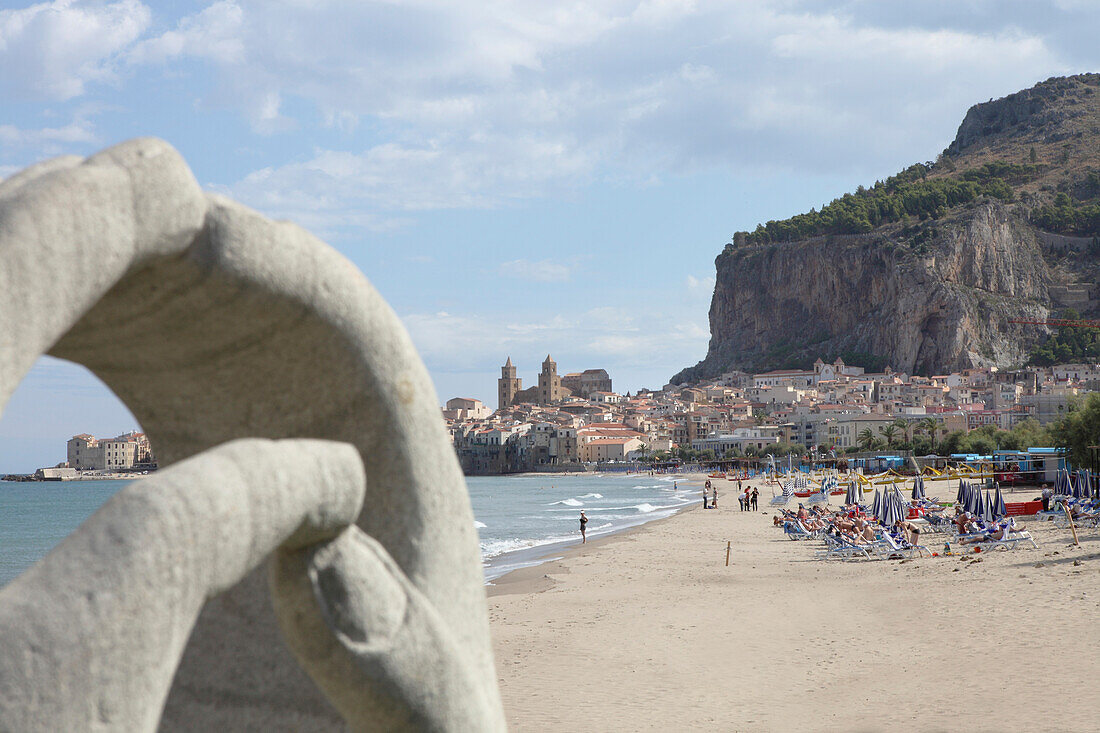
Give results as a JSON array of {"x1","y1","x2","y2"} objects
[
  {"x1": 499, "y1": 259, "x2": 572, "y2": 283},
  {"x1": 401, "y1": 273, "x2": 713, "y2": 391},
  {"x1": 128, "y1": 0, "x2": 242, "y2": 65},
  {"x1": 685, "y1": 274, "x2": 715, "y2": 296},
  {"x1": 0, "y1": 0, "x2": 150, "y2": 100},
  {"x1": 2, "y1": 2, "x2": 1082, "y2": 224},
  {"x1": 142, "y1": 0, "x2": 1077, "y2": 223},
  {"x1": 0, "y1": 119, "x2": 97, "y2": 149}
]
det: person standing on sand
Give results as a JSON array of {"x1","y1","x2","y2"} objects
[
  {"x1": 712, "y1": 485, "x2": 718, "y2": 509},
  {"x1": 579, "y1": 511, "x2": 588, "y2": 543},
  {"x1": 702, "y1": 484, "x2": 709, "y2": 509},
  {"x1": 751, "y1": 487, "x2": 759, "y2": 511}
]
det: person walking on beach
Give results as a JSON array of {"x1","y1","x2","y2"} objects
[
  {"x1": 579, "y1": 511, "x2": 588, "y2": 543},
  {"x1": 751, "y1": 487, "x2": 759, "y2": 511},
  {"x1": 712, "y1": 485, "x2": 718, "y2": 509}
]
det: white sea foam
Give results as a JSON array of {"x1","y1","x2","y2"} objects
[
  {"x1": 634, "y1": 503, "x2": 658, "y2": 513},
  {"x1": 578, "y1": 493, "x2": 603, "y2": 499},
  {"x1": 474, "y1": 520, "x2": 487, "y2": 529},
  {"x1": 480, "y1": 535, "x2": 573, "y2": 559},
  {"x1": 549, "y1": 498, "x2": 583, "y2": 507}
]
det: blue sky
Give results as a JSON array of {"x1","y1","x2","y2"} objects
[{"x1": 1, "y1": 0, "x2": 1098, "y2": 472}]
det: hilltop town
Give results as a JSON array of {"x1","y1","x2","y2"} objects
[{"x1": 443, "y1": 355, "x2": 1095, "y2": 475}]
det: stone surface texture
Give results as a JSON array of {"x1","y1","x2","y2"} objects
[
  {"x1": 676, "y1": 202, "x2": 1054, "y2": 382},
  {"x1": 0, "y1": 139, "x2": 505, "y2": 731}
]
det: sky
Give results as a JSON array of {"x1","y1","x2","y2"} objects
[{"x1": 1, "y1": 0, "x2": 1099, "y2": 472}]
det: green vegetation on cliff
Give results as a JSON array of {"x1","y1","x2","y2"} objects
[
  {"x1": 1029, "y1": 171, "x2": 1100, "y2": 236},
  {"x1": 1028, "y1": 310, "x2": 1100, "y2": 366},
  {"x1": 731, "y1": 161, "x2": 1041, "y2": 246}
]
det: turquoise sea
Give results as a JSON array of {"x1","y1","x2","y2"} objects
[{"x1": 0, "y1": 472, "x2": 696, "y2": 587}]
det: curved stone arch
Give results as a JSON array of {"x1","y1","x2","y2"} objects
[{"x1": 0, "y1": 139, "x2": 502, "y2": 730}]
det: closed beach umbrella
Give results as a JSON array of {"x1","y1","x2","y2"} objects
[
  {"x1": 912, "y1": 475, "x2": 926, "y2": 502},
  {"x1": 844, "y1": 480, "x2": 856, "y2": 507},
  {"x1": 957, "y1": 479, "x2": 966, "y2": 505},
  {"x1": 870, "y1": 488, "x2": 881, "y2": 519},
  {"x1": 884, "y1": 489, "x2": 904, "y2": 526},
  {"x1": 982, "y1": 490, "x2": 994, "y2": 522},
  {"x1": 969, "y1": 483, "x2": 983, "y2": 517},
  {"x1": 993, "y1": 483, "x2": 1007, "y2": 518}
]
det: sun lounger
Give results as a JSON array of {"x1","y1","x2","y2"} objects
[
  {"x1": 975, "y1": 520, "x2": 1039, "y2": 550},
  {"x1": 783, "y1": 520, "x2": 821, "y2": 540},
  {"x1": 816, "y1": 531, "x2": 870, "y2": 561},
  {"x1": 879, "y1": 531, "x2": 930, "y2": 558}
]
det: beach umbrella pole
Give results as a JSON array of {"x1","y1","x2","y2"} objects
[{"x1": 1064, "y1": 504, "x2": 1080, "y2": 546}]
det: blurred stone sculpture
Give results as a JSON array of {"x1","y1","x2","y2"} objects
[{"x1": 0, "y1": 140, "x2": 505, "y2": 731}]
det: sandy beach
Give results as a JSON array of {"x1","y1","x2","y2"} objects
[{"x1": 489, "y1": 478, "x2": 1100, "y2": 732}]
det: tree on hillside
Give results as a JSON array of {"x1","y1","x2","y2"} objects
[
  {"x1": 1051, "y1": 393, "x2": 1100, "y2": 469},
  {"x1": 893, "y1": 418, "x2": 912, "y2": 445}
]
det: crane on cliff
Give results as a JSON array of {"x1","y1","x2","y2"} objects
[{"x1": 1009, "y1": 318, "x2": 1100, "y2": 328}]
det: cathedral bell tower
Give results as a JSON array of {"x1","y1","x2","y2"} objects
[{"x1": 498, "y1": 356, "x2": 521, "y2": 409}]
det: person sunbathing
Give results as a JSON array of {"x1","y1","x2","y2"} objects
[
  {"x1": 953, "y1": 508, "x2": 971, "y2": 534},
  {"x1": 833, "y1": 516, "x2": 856, "y2": 533},
  {"x1": 959, "y1": 520, "x2": 1011, "y2": 543}
]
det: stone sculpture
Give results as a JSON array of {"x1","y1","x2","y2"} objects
[{"x1": 0, "y1": 139, "x2": 505, "y2": 731}]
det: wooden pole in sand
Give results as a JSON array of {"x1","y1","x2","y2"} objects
[
  {"x1": 725, "y1": 541, "x2": 731, "y2": 566},
  {"x1": 1064, "y1": 504, "x2": 1080, "y2": 546}
]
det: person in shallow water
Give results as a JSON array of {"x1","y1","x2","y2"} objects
[{"x1": 579, "y1": 511, "x2": 588, "y2": 543}]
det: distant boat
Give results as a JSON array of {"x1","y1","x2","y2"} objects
[{"x1": 708, "y1": 472, "x2": 726, "y2": 479}]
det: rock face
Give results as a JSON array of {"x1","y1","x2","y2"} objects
[
  {"x1": 674, "y1": 75, "x2": 1100, "y2": 384},
  {"x1": 946, "y1": 75, "x2": 1096, "y2": 156},
  {"x1": 677, "y1": 203, "x2": 1052, "y2": 382}
]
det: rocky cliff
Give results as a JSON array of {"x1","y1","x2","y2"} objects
[{"x1": 673, "y1": 74, "x2": 1100, "y2": 384}]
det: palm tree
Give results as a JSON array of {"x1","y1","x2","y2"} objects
[
  {"x1": 857, "y1": 427, "x2": 877, "y2": 451},
  {"x1": 892, "y1": 418, "x2": 911, "y2": 445},
  {"x1": 919, "y1": 417, "x2": 939, "y2": 449},
  {"x1": 881, "y1": 424, "x2": 898, "y2": 448}
]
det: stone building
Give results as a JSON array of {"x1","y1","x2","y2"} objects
[
  {"x1": 66, "y1": 431, "x2": 154, "y2": 470},
  {"x1": 537, "y1": 354, "x2": 563, "y2": 405},
  {"x1": 497, "y1": 357, "x2": 522, "y2": 409},
  {"x1": 560, "y1": 368, "x2": 611, "y2": 399}
]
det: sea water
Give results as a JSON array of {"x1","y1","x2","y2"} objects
[
  {"x1": 470, "y1": 473, "x2": 696, "y2": 581},
  {"x1": 0, "y1": 472, "x2": 697, "y2": 587}
]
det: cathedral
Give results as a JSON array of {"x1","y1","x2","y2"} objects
[{"x1": 497, "y1": 356, "x2": 610, "y2": 409}]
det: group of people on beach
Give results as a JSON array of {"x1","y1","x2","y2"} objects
[
  {"x1": 775, "y1": 502, "x2": 923, "y2": 547},
  {"x1": 702, "y1": 479, "x2": 757, "y2": 510}
]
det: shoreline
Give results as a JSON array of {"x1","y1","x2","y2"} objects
[
  {"x1": 481, "y1": 472, "x2": 709, "y2": 584},
  {"x1": 487, "y1": 477, "x2": 1100, "y2": 731}
]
